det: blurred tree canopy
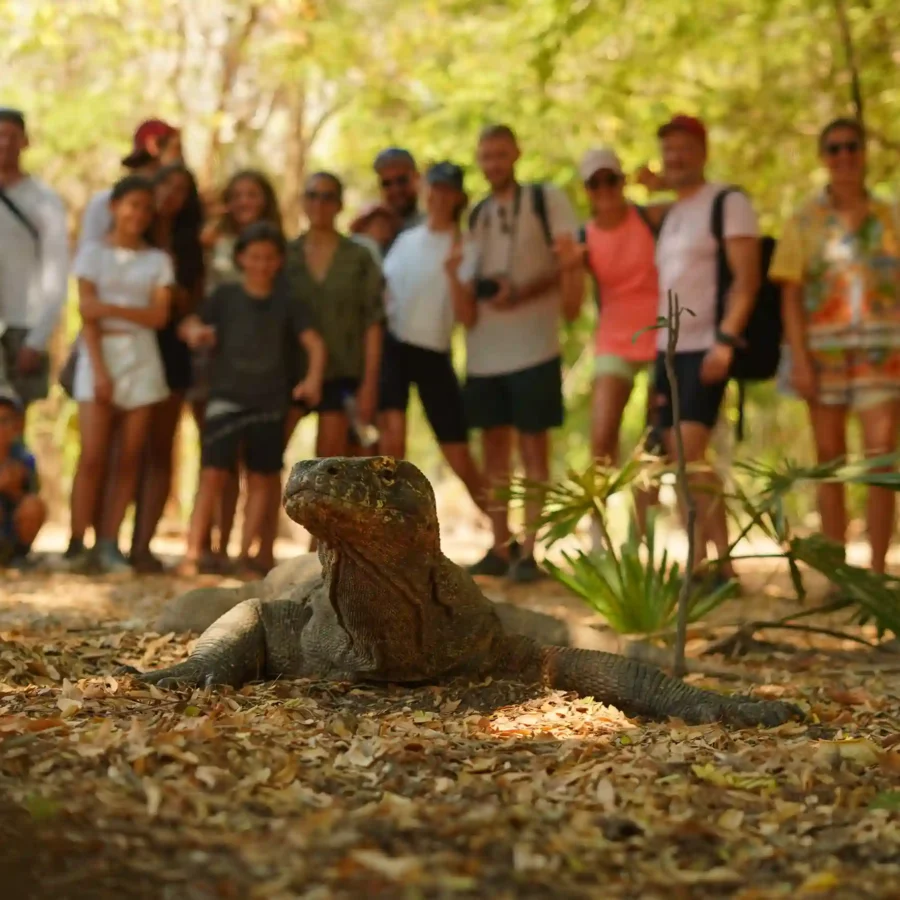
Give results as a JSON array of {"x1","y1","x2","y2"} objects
[{"x1": 2, "y1": 0, "x2": 898, "y2": 520}]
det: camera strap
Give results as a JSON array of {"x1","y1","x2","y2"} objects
[{"x1": 473, "y1": 183, "x2": 523, "y2": 281}]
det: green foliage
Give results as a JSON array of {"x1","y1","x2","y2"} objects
[
  {"x1": 519, "y1": 448, "x2": 900, "y2": 638},
  {"x1": 545, "y1": 514, "x2": 739, "y2": 636}
]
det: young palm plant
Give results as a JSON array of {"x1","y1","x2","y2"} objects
[
  {"x1": 505, "y1": 446, "x2": 900, "y2": 642},
  {"x1": 503, "y1": 442, "x2": 739, "y2": 640}
]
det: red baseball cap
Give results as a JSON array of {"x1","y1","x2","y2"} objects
[
  {"x1": 657, "y1": 114, "x2": 707, "y2": 146},
  {"x1": 122, "y1": 119, "x2": 178, "y2": 168}
]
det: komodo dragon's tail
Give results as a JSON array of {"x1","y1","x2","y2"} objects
[{"x1": 491, "y1": 636, "x2": 803, "y2": 728}]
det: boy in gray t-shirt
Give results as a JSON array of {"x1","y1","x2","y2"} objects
[
  {"x1": 179, "y1": 222, "x2": 326, "y2": 576},
  {"x1": 450, "y1": 124, "x2": 579, "y2": 583}
]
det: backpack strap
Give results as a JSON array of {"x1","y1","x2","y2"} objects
[
  {"x1": 711, "y1": 186, "x2": 743, "y2": 322},
  {"x1": 634, "y1": 204, "x2": 659, "y2": 239},
  {"x1": 531, "y1": 183, "x2": 553, "y2": 248},
  {"x1": 710, "y1": 185, "x2": 747, "y2": 442},
  {"x1": 467, "y1": 196, "x2": 489, "y2": 233},
  {"x1": 0, "y1": 186, "x2": 41, "y2": 251}
]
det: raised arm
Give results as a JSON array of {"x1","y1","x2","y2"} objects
[{"x1": 445, "y1": 233, "x2": 478, "y2": 328}]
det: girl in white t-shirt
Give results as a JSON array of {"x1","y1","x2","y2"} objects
[
  {"x1": 378, "y1": 161, "x2": 489, "y2": 519},
  {"x1": 67, "y1": 175, "x2": 174, "y2": 573}
]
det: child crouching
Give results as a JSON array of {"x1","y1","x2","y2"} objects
[
  {"x1": 178, "y1": 222, "x2": 325, "y2": 575},
  {"x1": 0, "y1": 387, "x2": 45, "y2": 567}
]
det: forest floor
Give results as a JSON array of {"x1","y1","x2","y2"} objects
[{"x1": 2, "y1": 523, "x2": 900, "y2": 899}]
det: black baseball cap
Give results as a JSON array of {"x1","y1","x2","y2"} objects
[
  {"x1": 373, "y1": 147, "x2": 417, "y2": 172},
  {"x1": 426, "y1": 161, "x2": 464, "y2": 192},
  {"x1": 0, "y1": 108, "x2": 26, "y2": 130}
]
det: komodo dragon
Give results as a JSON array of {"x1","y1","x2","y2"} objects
[{"x1": 121, "y1": 456, "x2": 802, "y2": 727}]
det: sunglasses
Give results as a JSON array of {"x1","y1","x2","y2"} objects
[
  {"x1": 584, "y1": 172, "x2": 623, "y2": 190},
  {"x1": 380, "y1": 174, "x2": 410, "y2": 189},
  {"x1": 304, "y1": 189, "x2": 339, "y2": 203},
  {"x1": 824, "y1": 140, "x2": 862, "y2": 156}
]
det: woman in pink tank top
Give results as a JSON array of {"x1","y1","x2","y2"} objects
[{"x1": 569, "y1": 148, "x2": 670, "y2": 529}]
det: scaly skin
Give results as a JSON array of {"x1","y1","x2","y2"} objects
[{"x1": 124, "y1": 457, "x2": 803, "y2": 728}]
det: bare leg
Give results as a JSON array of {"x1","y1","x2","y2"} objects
[
  {"x1": 591, "y1": 374, "x2": 633, "y2": 464},
  {"x1": 857, "y1": 399, "x2": 900, "y2": 574},
  {"x1": 97, "y1": 405, "x2": 153, "y2": 543},
  {"x1": 70, "y1": 402, "x2": 114, "y2": 545},
  {"x1": 242, "y1": 473, "x2": 280, "y2": 569},
  {"x1": 517, "y1": 430, "x2": 550, "y2": 558},
  {"x1": 808, "y1": 403, "x2": 848, "y2": 551},
  {"x1": 182, "y1": 467, "x2": 229, "y2": 571},
  {"x1": 14, "y1": 495, "x2": 47, "y2": 548},
  {"x1": 662, "y1": 422, "x2": 716, "y2": 571},
  {"x1": 439, "y1": 443, "x2": 490, "y2": 514},
  {"x1": 379, "y1": 410, "x2": 406, "y2": 459},
  {"x1": 482, "y1": 426, "x2": 514, "y2": 557},
  {"x1": 131, "y1": 392, "x2": 184, "y2": 568}
]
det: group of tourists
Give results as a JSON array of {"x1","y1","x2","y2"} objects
[{"x1": 1, "y1": 104, "x2": 898, "y2": 591}]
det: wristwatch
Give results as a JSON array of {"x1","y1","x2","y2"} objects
[{"x1": 715, "y1": 329, "x2": 745, "y2": 350}]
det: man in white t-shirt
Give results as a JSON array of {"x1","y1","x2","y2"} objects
[
  {"x1": 454, "y1": 124, "x2": 579, "y2": 583},
  {"x1": 650, "y1": 115, "x2": 760, "y2": 585},
  {"x1": 0, "y1": 108, "x2": 68, "y2": 421}
]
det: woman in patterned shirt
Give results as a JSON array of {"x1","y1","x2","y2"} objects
[{"x1": 771, "y1": 118, "x2": 900, "y2": 574}]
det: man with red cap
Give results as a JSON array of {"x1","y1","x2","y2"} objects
[
  {"x1": 648, "y1": 114, "x2": 761, "y2": 591},
  {"x1": 77, "y1": 119, "x2": 182, "y2": 252}
]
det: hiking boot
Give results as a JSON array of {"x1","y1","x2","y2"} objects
[
  {"x1": 59, "y1": 539, "x2": 98, "y2": 574},
  {"x1": 63, "y1": 537, "x2": 85, "y2": 561},
  {"x1": 508, "y1": 553, "x2": 546, "y2": 584},
  {"x1": 467, "y1": 548, "x2": 511, "y2": 577},
  {"x1": 94, "y1": 540, "x2": 133, "y2": 575}
]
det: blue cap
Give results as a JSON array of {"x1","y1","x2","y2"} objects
[{"x1": 373, "y1": 147, "x2": 416, "y2": 172}]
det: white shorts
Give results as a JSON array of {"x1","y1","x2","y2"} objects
[{"x1": 73, "y1": 331, "x2": 170, "y2": 411}]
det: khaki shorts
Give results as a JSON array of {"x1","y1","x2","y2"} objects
[{"x1": 593, "y1": 354, "x2": 649, "y2": 384}]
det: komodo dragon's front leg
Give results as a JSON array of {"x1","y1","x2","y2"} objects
[{"x1": 122, "y1": 599, "x2": 269, "y2": 689}]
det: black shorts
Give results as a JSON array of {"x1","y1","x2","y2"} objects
[
  {"x1": 157, "y1": 323, "x2": 193, "y2": 393},
  {"x1": 653, "y1": 350, "x2": 728, "y2": 431},
  {"x1": 201, "y1": 410, "x2": 285, "y2": 475},
  {"x1": 378, "y1": 333, "x2": 468, "y2": 444},
  {"x1": 463, "y1": 356, "x2": 564, "y2": 435},
  {"x1": 292, "y1": 377, "x2": 360, "y2": 415}
]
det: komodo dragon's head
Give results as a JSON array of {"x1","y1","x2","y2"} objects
[{"x1": 283, "y1": 456, "x2": 441, "y2": 559}]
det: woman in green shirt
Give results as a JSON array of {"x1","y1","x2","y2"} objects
[{"x1": 285, "y1": 172, "x2": 385, "y2": 455}]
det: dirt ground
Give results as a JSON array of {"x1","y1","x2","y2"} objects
[{"x1": 2, "y1": 541, "x2": 900, "y2": 899}]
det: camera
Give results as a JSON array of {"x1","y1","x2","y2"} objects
[{"x1": 474, "y1": 277, "x2": 501, "y2": 301}]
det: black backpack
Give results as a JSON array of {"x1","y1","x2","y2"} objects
[
  {"x1": 711, "y1": 187, "x2": 783, "y2": 440},
  {"x1": 468, "y1": 183, "x2": 553, "y2": 247}
]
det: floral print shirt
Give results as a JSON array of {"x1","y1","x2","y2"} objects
[{"x1": 770, "y1": 190, "x2": 900, "y2": 351}]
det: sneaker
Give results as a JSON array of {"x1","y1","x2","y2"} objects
[
  {"x1": 94, "y1": 540, "x2": 133, "y2": 575},
  {"x1": 7, "y1": 553, "x2": 37, "y2": 571},
  {"x1": 508, "y1": 553, "x2": 546, "y2": 584},
  {"x1": 467, "y1": 548, "x2": 511, "y2": 577},
  {"x1": 63, "y1": 537, "x2": 85, "y2": 560}
]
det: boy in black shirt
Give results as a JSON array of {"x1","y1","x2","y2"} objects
[{"x1": 179, "y1": 222, "x2": 325, "y2": 575}]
